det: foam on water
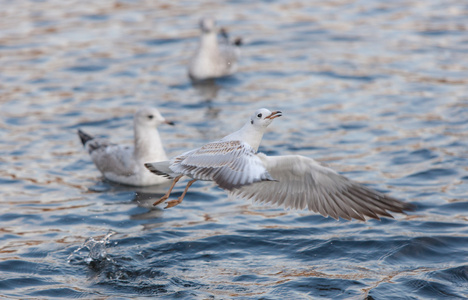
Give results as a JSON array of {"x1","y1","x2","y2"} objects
[{"x1": 67, "y1": 231, "x2": 116, "y2": 264}]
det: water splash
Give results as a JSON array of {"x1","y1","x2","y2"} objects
[{"x1": 68, "y1": 231, "x2": 116, "y2": 264}]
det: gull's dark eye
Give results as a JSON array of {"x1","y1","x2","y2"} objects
[
  {"x1": 148, "y1": 115, "x2": 154, "y2": 119},
  {"x1": 257, "y1": 113, "x2": 262, "y2": 118}
]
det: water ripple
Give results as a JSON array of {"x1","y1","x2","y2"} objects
[{"x1": 1, "y1": 0, "x2": 468, "y2": 298}]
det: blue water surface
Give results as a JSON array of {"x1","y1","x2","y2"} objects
[{"x1": 1, "y1": 0, "x2": 468, "y2": 299}]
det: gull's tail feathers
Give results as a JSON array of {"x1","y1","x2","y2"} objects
[
  {"x1": 78, "y1": 129, "x2": 94, "y2": 146},
  {"x1": 144, "y1": 161, "x2": 174, "y2": 179}
]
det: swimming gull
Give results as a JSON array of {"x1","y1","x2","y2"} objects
[
  {"x1": 78, "y1": 107, "x2": 174, "y2": 186},
  {"x1": 145, "y1": 109, "x2": 413, "y2": 221},
  {"x1": 188, "y1": 17, "x2": 242, "y2": 81}
]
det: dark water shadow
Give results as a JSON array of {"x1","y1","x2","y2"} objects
[{"x1": 88, "y1": 180, "x2": 170, "y2": 221}]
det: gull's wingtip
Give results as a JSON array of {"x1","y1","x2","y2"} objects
[
  {"x1": 402, "y1": 202, "x2": 417, "y2": 213},
  {"x1": 77, "y1": 129, "x2": 93, "y2": 146},
  {"x1": 234, "y1": 37, "x2": 242, "y2": 46}
]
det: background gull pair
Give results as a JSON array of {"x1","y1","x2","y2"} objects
[{"x1": 145, "y1": 109, "x2": 413, "y2": 221}]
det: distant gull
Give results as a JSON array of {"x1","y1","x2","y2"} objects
[
  {"x1": 78, "y1": 107, "x2": 174, "y2": 186},
  {"x1": 188, "y1": 17, "x2": 242, "y2": 81},
  {"x1": 145, "y1": 109, "x2": 413, "y2": 221}
]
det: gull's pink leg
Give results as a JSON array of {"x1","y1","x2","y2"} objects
[
  {"x1": 165, "y1": 179, "x2": 197, "y2": 209},
  {"x1": 153, "y1": 175, "x2": 183, "y2": 206}
]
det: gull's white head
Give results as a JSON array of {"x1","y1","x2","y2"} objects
[
  {"x1": 222, "y1": 108, "x2": 282, "y2": 151},
  {"x1": 134, "y1": 107, "x2": 174, "y2": 129},
  {"x1": 199, "y1": 17, "x2": 216, "y2": 34},
  {"x1": 249, "y1": 108, "x2": 282, "y2": 129}
]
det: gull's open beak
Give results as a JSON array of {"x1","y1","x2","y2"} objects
[
  {"x1": 265, "y1": 111, "x2": 282, "y2": 120},
  {"x1": 164, "y1": 120, "x2": 175, "y2": 126}
]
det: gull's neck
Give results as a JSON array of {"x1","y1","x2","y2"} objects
[
  {"x1": 221, "y1": 122, "x2": 265, "y2": 152},
  {"x1": 199, "y1": 31, "x2": 219, "y2": 57},
  {"x1": 134, "y1": 125, "x2": 167, "y2": 162}
]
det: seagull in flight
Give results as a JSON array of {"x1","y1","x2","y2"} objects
[{"x1": 145, "y1": 109, "x2": 413, "y2": 221}]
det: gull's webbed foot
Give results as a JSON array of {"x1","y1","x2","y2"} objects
[{"x1": 164, "y1": 198, "x2": 183, "y2": 209}]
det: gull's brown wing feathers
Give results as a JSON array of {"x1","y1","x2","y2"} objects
[{"x1": 232, "y1": 154, "x2": 412, "y2": 221}]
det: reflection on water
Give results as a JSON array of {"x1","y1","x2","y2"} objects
[
  {"x1": 1, "y1": 0, "x2": 468, "y2": 299},
  {"x1": 192, "y1": 79, "x2": 221, "y2": 101}
]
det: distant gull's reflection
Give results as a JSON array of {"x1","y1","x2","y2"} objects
[{"x1": 191, "y1": 78, "x2": 221, "y2": 101}]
